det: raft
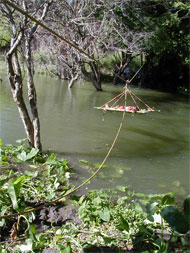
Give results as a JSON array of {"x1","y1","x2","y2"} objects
[
  {"x1": 94, "y1": 106, "x2": 154, "y2": 114},
  {"x1": 94, "y1": 70, "x2": 157, "y2": 115}
]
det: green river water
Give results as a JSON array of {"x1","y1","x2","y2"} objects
[{"x1": 0, "y1": 73, "x2": 189, "y2": 200}]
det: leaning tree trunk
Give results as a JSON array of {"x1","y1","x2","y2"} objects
[
  {"x1": 6, "y1": 33, "x2": 35, "y2": 147},
  {"x1": 25, "y1": 37, "x2": 42, "y2": 150},
  {"x1": 22, "y1": 0, "x2": 51, "y2": 150},
  {"x1": 3, "y1": 0, "x2": 51, "y2": 151},
  {"x1": 68, "y1": 72, "x2": 79, "y2": 88},
  {"x1": 81, "y1": 62, "x2": 102, "y2": 91}
]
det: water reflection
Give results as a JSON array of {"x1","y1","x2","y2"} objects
[{"x1": 0, "y1": 72, "x2": 189, "y2": 199}]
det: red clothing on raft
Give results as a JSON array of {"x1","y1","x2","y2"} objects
[{"x1": 117, "y1": 105, "x2": 139, "y2": 111}]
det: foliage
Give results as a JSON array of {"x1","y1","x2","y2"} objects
[
  {"x1": 1, "y1": 0, "x2": 188, "y2": 94},
  {"x1": 161, "y1": 195, "x2": 190, "y2": 234},
  {"x1": 0, "y1": 15, "x2": 10, "y2": 49},
  {"x1": 0, "y1": 139, "x2": 72, "y2": 219},
  {"x1": 141, "y1": 0, "x2": 189, "y2": 93},
  {"x1": 0, "y1": 139, "x2": 189, "y2": 252},
  {"x1": 101, "y1": 54, "x2": 120, "y2": 73}
]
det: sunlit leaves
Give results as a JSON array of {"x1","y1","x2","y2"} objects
[
  {"x1": 97, "y1": 207, "x2": 110, "y2": 222},
  {"x1": 8, "y1": 176, "x2": 25, "y2": 210},
  {"x1": 17, "y1": 148, "x2": 39, "y2": 161},
  {"x1": 116, "y1": 185, "x2": 127, "y2": 192},
  {"x1": 8, "y1": 179, "x2": 19, "y2": 210},
  {"x1": 0, "y1": 141, "x2": 189, "y2": 252},
  {"x1": 0, "y1": 141, "x2": 72, "y2": 217},
  {"x1": 78, "y1": 191, "x2": 111, "y2": 224}
]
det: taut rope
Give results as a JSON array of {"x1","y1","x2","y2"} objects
[
  {"x1": 0, "y1": 0, "x2": 128, "y2": 220},
  {"x1": 0, "y1": 109, "x2": 126, "y2": 219},
  {"x1": 0, "y1": 88, "x2": 129, "y2": 219}
]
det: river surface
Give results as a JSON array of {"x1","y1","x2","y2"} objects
[{"x1": 0, "y1": 72, "x2": 189, "y2": 200}]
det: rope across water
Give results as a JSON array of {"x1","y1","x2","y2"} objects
[
  {"x1": 0, "y1": 0, "x2": 143, "y2": 219},
  {"x1": 0, "y1": 68, "x2": 144, "y2": 219},
  {"x1": 0, "y1": 105, "x2": 127, "y2": 219}
]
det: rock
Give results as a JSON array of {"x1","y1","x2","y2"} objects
[
  {"x1": 42, "y1": 248, "x2": 60, "y2": 253},
  {"x1": 35, "y1": 204, "x2": 81, "y2": 233}
]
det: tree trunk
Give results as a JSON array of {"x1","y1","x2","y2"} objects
[
  {"x1": 81, "y1": 63, "x2": 102, "y2": 91},
  {"x1": 3, "y1": 0, "x2": 51, "y2": 151},
  {"x1": 25, "y1": 37, "x2": 42, "y2": 150},
  {"x1": 22, "y1": 0, "x2": 51, "y2": 150},
  {"x1": 6, "y1": 42, "x2": 35, "y2": 147},
  {"x1": 68, "y1": 72, "x2": 79, "y2": 88}
]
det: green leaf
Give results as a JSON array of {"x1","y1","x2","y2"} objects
[
  {"x1": 162, "y1": 193, "x2": 175, "y2": 205},
  {"x1": 161, "y1": 206, "x2": 189, "y2": 234},
  {"x1": 0, "y1": 139, "x2": 3, "y2": 147},
  {"x1": 92, "y1": 196, "x2": 102, "y2": 205},
  {"x1": 17, "y1": 151, "x2": 27, "y2": 161},
  {"x1": 98, "y1": 207, "x2": 110, "y2": 222},
  {"x1": 8, "y1": 179, "x2": 19, "y2": 210},
  {"x1": 134, "y1": 204, "x2": 143, "y2": 212},
  {"x1": 147, "y1": 214, "x2": 154, "y2": 222},
  {"x1": 181, "y1": 236, "x2": 190, "y2": 247},
  {"x1": 146, "y1": 202, "x2": 159, "y2": 214},
  {"x1": 103, "y1": 236, "x2": 112, "y2": 244},
  {"x1": 17, "y1": 148, "x2": 39, "y2": 161},
  {"x1": 60, "y1": 244, "x2": 72, "y2": 253},
  {"x1": 24, "y1": 170, "x2": 38, "y2": 177},
  {"x1": 118, "y1": 214, "x2": 129, "y2": 232},
  {"x1": 47, "y1": 192, "x2": 56, "y2": 200},
  {"x1": 79, "y1": 160, "x2": 90, "y2": 165},
  {"x1": 78, "y1": 195, "x2": 85, "y2": 205},
  {"x1": 14, "y1": 176, "x2": 25, "y2": 197},
  {"x1": 16, "y1": 138, "x2": 27, "y2": 144},
  {"x1": 0, "y1": 179, "x2": 5, "y2": 187},
  {"x1": 183, "y1": 195, "x2": 190, "y2": 217},
  {"x1": 0, "y1": 206, "x2": 7, "y2": 227},
  {"x1": 138, "y1": 225, "x2": 152, "y2": 236},
  {"x1": 28, "y1": 224, "x2": 36, "y2": 241},
  {"x1": 93, "y1": 163, "x2": 107, "y2": 169},
  {"x1": 26, "y1": 148, "x2": 39, "y2": 160},
  {"x1": 116, "y1": 185, "x2": 127, "y2": 192}
]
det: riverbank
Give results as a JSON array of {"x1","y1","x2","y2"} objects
[{"x1": 0, "y1": 140, "x2": 189, "y2": 252}]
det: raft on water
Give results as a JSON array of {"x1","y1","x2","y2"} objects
[{"x1": 94, "y1": 105, "x2": 155, "y2": 114}]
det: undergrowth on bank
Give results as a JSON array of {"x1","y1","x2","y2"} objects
[{"x1": 0, "y1": 139, "x2": 189, "y2": 252}]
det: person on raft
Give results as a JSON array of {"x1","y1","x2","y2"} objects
[{"x1": 117, "y1": 105, "x2": 140, "y2": 112}]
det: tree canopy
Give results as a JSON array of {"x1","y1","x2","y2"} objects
[{"x1": 0, "y1": 0, "x2": 189, "y2": 93}]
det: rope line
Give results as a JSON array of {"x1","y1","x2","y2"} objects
[
  {"x1": 111, "y1": 92, "x2": 125, "y2": 107},
  {"x1": 0, "y1": 99, "x2": 127, "y2": 220},
  {"x1": 101, "y1": 91, "x2": 125, "y2": 108},
  {"x1": 0, "y1": 65, "x2": 150, "y2": 219},
  {"x1": 129, "y1": 90, "x2": 140, "y2": 110},
  {"x1": 99, "y1": 65, "x2": 154, "y2": 111},
  {"x1": 0, "y1": 0, "x2": 153, "y2": 220},
  {"x1": 0, "y1": 0, "x2": 128, "y2": 220},
  {"x1": 130, "y1": 90, "x2": 154, "y2": 111}
]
